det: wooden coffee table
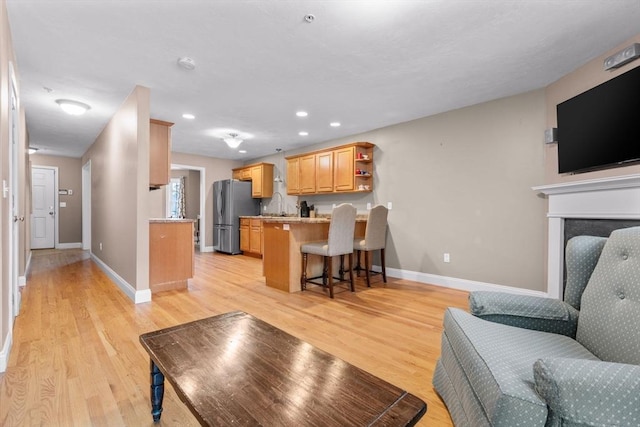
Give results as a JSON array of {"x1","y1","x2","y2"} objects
[{"x1": 139, "y1": 311, "x2": 426, "y2": 426}]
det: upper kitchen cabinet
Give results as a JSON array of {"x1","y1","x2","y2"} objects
[
  {"x1": 286, "y1": 142, "x2": 374, "y2": 195},
  {"x1": 232, "y1": 162, "x2": 274, "y2": 198},
  {"x1": 149, "y1": 119, "x2": 174, "y2": 189}
]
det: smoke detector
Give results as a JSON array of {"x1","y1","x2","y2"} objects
[
  {"x1": 177, "y1": 57, "x2": 196, "y2": 70},
  {"x1": 304, "y1": 14, "x2": 315, "y2": 23}
]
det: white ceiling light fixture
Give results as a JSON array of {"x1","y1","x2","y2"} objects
[
  {"x1": 330, "y1": 122, "x2": 341, "y2": 127},
  {"x1": 55, "y1": 99, "x2": 90, "y2": 116},
  {"x1": 299, "y1": 131, "x2": 308, "y2": 136},
  {"x1": 182, "y1": 113, "x2": 195, "y2": 119},
  {"x1": 177, "y1": 57, "x2": 196, "y2": 70},
  {"x1": 223, "y1": 133, "x2": 243, "y2": 149},
  {"x1": 274, "y1": 148, "x2": 283, "y2": 183},
  {"x1": 239, "y1": 150, "x2": 247, "y2": 154},
  {"x1": 296, "y1": 111, "x2": 308, "y2": 117}
]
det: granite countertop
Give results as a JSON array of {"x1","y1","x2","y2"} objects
[
  {"x1": 241, "y1": 215, "x2": 367, "y2": 223},
  {"x1": 149, "y1": 218, "x2": 196, "y2": 223}
]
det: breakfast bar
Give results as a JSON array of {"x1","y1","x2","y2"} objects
[{"x1": 262, "y1": 216, "x2": 366, "y2": 293}]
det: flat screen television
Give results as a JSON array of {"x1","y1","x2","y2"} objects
[{"x1": 556, "y1": 65, "x2": 640, "y2": 174}]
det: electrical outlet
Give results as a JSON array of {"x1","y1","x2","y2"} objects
[
  {"x1": 444, "y1": 253, "x2": 450, "y2": 263},
  {"x1": 387, "y1": 202, "x2": 392, "y2": 210},
  {"x1": 366, "y1": 202, "x2": 371, "y2": 210},
  {"x1": 99, "y1": 242, "x2": 103, "y2": 251}
]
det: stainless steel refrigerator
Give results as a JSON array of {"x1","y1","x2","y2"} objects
[{"x1": 213, "y1": 180, "x2": 259, "y2": 254}]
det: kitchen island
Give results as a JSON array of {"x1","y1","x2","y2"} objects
[
  {"x1": 149, "y1": 219, "x2": 195, "y2": 293},
  {"x1": 261, "y1": 216, "x2": 366, "y2": 293}
]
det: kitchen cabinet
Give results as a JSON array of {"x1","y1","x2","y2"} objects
[
  {"x1": 286, "y1": 158, "x2": 300, "y2": 194},
  {"x1": 286, "y1": 142, "x2": 374, "y2": 195},
  {"x1": 299, "y1": 154, "x2": 316, "y2": 194},
  {"x1": 334, "y1": 146, "x2": 355, "y2": 191},
  {"x1": 240, "y1": 217, "x2": 263, "y2": 256},
  {"x1": 149, "y1": 119, "x2": 174, "y2": 189},
  {"x1": 316, "y1": 151, "x2": 334, "y2": 192},
  {"x1": 149, "y1": 219, "x2": 194, "y2": 292},
  {"x1": 231, "y1": 163, "x2": 274, "y2": 198}
]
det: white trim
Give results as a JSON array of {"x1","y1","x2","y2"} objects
[
  {"x1": 82, "y1": 160, "x2": 91, "y2": 251},
  {"x1": 532, "y1": 173, "x2": 640, "y2": 195},
  {"x1": 533, "y1": 174, "x2": 640, "y2": 299},
  {"x1": 0, "y1": 328, "x2": 12, "y2": 373},
  {"x1": 20, "y1": 251, "x2": 32, "y2": 287},
  {"x1": 383, "y1": 266, "x2": 548, "y2": 297},
  {"x1": 171, "y1": 163, "x2": 206, "y2": 252},
  {"x1": 18, "y1": 276, "x2": 26, "y2": 287},
  {"x1": 56, "y1": 242, "x2": 83, "y2": 249},
  {"x1": 90, "y1": 253, "x2": 152, "y2": 304},
  {"x1": 203, "y1": 245, "x2": 215, "y2": 253}
]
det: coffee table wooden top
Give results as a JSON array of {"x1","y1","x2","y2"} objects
[{"x1": 139, "y1": 311, "x2": 426, "y2": 426}]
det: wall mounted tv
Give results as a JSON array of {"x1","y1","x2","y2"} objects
[{"x1": 556, "y1": 65, "x2": 640, "y2": 174}]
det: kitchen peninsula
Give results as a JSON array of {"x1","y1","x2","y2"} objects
[
  {"x1": 261, "y1": 216, "x2": 366, "y2": 293},
  {"x1": 149, "y1": 219, "x2": 195, "y2": 292}
]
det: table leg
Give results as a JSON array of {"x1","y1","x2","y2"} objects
[{"x1": 150, "y1": 360, "x2": 165, "y2": 422}]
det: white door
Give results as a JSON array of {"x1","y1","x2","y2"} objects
[
  {"x1": 31, "y1": 167, "x2": 56, "y2": 249},
  {"x1": 9, "y1": 63, "x2": 22, "y2": 317}
]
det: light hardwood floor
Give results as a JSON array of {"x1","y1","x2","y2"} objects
[{"x1": 0, "y1": 249, "x2": 468, "y2": 426}]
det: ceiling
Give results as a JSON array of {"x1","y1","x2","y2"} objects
[{"x1": 6, "y1": 1, "x2": 640, "y2": 161}]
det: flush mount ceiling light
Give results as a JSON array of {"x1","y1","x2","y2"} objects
[
  {"x1": 55, "y1": 99, "x2": 90, "y2": 116},
  {"x1": 177, "y1": 57, "x2": 196, "y2": 70},
  {"x1": 223, "y1": 133, "x2": 243, "y2": 149}
]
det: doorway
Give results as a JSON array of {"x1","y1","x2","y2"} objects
[
  {"x1": 9, "y1": 63, "x2": 22, "y2": 317},
  {"x1": 31, "y1": 166, "x2": 57, "y2": 249},
  {"x1": 170, "y1": 164, "x2": 206, "y2": 252}
]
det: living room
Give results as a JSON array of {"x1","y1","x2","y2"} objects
[{"x1": 1, "y1": 1, "x2": 640, "y2": 426}]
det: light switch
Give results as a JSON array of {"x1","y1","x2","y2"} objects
[
  {"x1": 68, "y1": 189, "x2": 73, "y2": 195},
  {"x1": 60, "y1": 202, "x2": 67, "y2": 208},
  {"x1": 387, "y1": 202, "x2": 393, "y2": 210}
]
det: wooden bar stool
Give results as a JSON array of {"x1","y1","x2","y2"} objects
[
  {"x1": 354, "y1": 205, "x2": 388, "y2": 287},
  {"x1": 300, "y1": 204, "x2": 357, "y2": 298}
]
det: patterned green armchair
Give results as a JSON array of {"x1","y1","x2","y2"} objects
[{"x1": 433, "y1": 227, "x2": 640, "y2": 426}]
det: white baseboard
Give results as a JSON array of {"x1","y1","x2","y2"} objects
[
  {"x1": 56, "y1": 242, "x2": 83, "y2": 249},
  {"x1": 381, "y1": 266, "x2": 548, "y2": 297},
  {"x1": 0, "y1": 328, "x2": 12, "y2": 373},
  {"x1": 202, "y1": 246, "x2": 214, "y2": 253},
  {"x1": 20, "y1": 251, "x2": 33, "y2": 287},
  {"x1": 90, "y1": 254, "x2": 152, "y2": 304}
]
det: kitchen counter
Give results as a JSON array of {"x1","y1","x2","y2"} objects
[
  {"x1": 149, "y1": 220, "x2": 195, "y2": 293},
  {"x1": 262, "y1": 218, "x2": 366, "y2": 293},
  {"x1": 240, "y1": 215, "x2": 368, "y2": 224}
]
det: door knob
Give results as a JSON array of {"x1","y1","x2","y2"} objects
[{"x1": 49, "y1": 211, "x2": 55, "y2": 216}]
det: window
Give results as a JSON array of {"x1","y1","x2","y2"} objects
[{"x1": 167, "y1": 177, "x2": 185, "y2": 218}]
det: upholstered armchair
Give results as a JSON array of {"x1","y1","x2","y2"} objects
[{"x1": 433, "y1": 227, "x2": 640, "y2": 427}]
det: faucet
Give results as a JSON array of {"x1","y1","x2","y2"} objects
[{"x1": 272, "y1": 191, "x2": 284, "y2": 216}]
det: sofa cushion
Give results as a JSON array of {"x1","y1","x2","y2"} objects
[
  {"x1": 443, "y1": 308, "x2": 599, "y2": 426},
  {"x1": 577, "y1": 226, "x2": 640, "y2": 365}
]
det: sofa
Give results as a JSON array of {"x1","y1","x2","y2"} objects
[{"x1": 433, "y1": 226, "x2": 640, "y2": 426}]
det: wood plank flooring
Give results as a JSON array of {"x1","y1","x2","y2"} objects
[{"x1": 0, "y1": 249, "x2": 468, "y2": 426}]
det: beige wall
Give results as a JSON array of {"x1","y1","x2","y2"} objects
[
  {"x1": 544, "y1": 34, "x2": 640, "y2": 183},
  {"x1": 30, "y1": 154, "x2": 82, "y2": 244},
  {"x1": 256, "y1": 90, "x2": 548, "y2": 291},
  {"x1": 81, "y1": 86, "x2": 150, "y2": 291}
]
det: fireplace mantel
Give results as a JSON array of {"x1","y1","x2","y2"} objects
[{"x1": 532, "y1": 173, "x2": 640, "y2": 298}]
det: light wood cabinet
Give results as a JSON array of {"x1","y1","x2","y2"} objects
[
  {"x1": 286, "y1": 142, "x2": 374, "y2": 195},
  {"x1": 231, "y1": 163, "x2": 274, "y2": 198},
  {"x1": 299, "y1": 154, "x2": 316, "y2": 194},
  {"x1": 316, "y1": 151, "x2": 334, "y2": 192},
  {"x1": 334, "y1": 146, "x2": 355, "y2": 192},
  {"x1": 149, "y1": 220, "x2": 194, "y2": 292},
  {"x1": 286, "y1": 158, "x2": 300, "y2": 194},
  {"x1": 240, "y1": 217, "x2": 263, "y2": 256},
  {"x1": 240, "y1": 218, "x2": 250, "y2": 252},
  {"x1": 149, "y1": 119, "x2": 174, "y2": 189}
]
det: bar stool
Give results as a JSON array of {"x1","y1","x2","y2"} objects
[
  {"x1": 301, "y1": 204, "x2": 357, "y2": 298},
  {"x1": 354, "y1": 205, "x2": 388, "y2": 287}
]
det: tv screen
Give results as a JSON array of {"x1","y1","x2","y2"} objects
[{"x1": 557, "y1": 65, "x2": 640, "y2": 174}]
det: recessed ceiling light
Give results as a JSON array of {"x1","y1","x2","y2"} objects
[
  {"x1": 239, "y1": 150, "x2": 247, "y2": 154},
  {"x1": 296, "y1": 111, "x2": 308, "y2": 117},
  {"x1": 182, "y1": 113, "x2": 195, "y2": 119},
  {"x1": 299, "y1": 131, "x2": 309, "y2": 136},
  {"x1": 330, "y1": 122, "x2": 341, "y2": 127},
  {"x1": 55, "y1": 99, "x2": 91, "y2": 116}
]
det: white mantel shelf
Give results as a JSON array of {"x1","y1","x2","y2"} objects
[{"x1": 533, "y1": 173, "x2": 640, "y2": 299}]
